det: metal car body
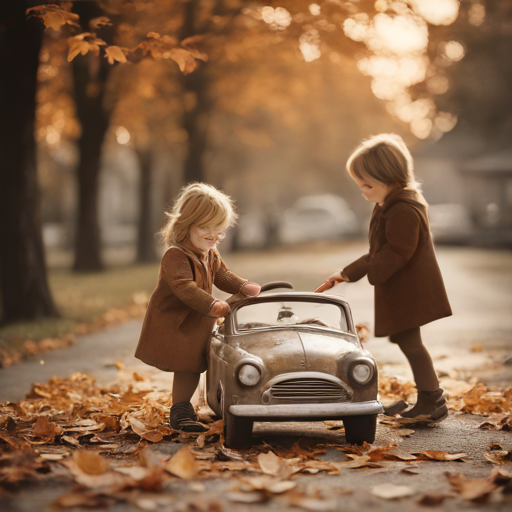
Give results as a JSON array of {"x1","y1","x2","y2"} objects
[{"x1": 206, "y1": 289, "x2": 383, "y2": 448}]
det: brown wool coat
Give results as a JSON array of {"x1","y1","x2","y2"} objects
[
  {"x1": 343, "y1": 187, "x2": 452, "y2": 337},
  {"x1": 135, "y1": 245, "x2": 246, "y2": 372}
]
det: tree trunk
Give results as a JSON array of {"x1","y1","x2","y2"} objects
[
  {"x1": 135, "y1": 148, "x2": 157, "y2": 263},
  {"x1": 181, "y1": 0, "x2": 211, "y2": 184},
  {"x1": 71, "y1": 2, "x2": 115, "y2": 272},
  {"x1": 0, "y1": 0, "x2": 59, "y2": 322}
]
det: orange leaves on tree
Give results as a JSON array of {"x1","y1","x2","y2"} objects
[
  {"x1": 105, "y1": 46, "x2": 128, "y2": 65},
  {"x1": 67, "y1": 33, "x2": 107, "y2": 62},
  {"x1": 26, "y1": 5, "x2": 80, "y2": 32},
  {"x1": 90, "y1": 17, "x2": 112, "y2": 31}
]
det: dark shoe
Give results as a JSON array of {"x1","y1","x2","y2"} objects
[
  {"x1": 170, "y1": 401, "x2": 208, "y2": 433},
  {"x1": 401, "y1": 388, "x2": 448, "y2": 422},
  {"x1": 383, "y1": 400, "x2": 409, "y2": 416}
]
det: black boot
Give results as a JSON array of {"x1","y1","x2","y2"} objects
[
  {"x1": 401, "y1": 388, "x2": 448, "y2": 421},
  {"x1": 383, "y1": 400, "x2": 409, "y2": 416},
  {"x1": 170, "y1": 401, "x2": 208, "y2": 433}
]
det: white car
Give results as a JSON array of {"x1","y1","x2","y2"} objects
[{"x1": 280, "y1": 194, "x2": 360, "y2": 244}]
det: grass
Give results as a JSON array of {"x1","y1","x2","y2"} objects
[{"x1": 0, "y1": 260, "x2": 160, "y2": 354}]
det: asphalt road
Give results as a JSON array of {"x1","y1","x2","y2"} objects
[{"x1": 1, "y1": 242, "x2": 511, "y2": 511}]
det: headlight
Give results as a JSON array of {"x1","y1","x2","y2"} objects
[
  {"x1": 238, "y1": 364, "x2": 262, "y2": 386},
  {"x1": 351, "y1": 363, "x2": 372, "y2": 385}
]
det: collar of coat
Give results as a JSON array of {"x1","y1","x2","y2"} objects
[
  {"x1": 378, "y1": 186, "x2": 429, "y2": 222},
  {"x1": 171, "y1": 243, "x2": 220, "y2": 272}
]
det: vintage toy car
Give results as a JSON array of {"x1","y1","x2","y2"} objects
[{"x1": 206, "y1": 283, "x2": 383, "y2": 449}]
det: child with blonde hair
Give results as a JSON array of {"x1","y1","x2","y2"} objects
[
  {"x1": 317, "y1": 134, "x2": 452, "y2": 420},
  {"x1": 135, "y1": 183, "x2": 261, "y2": 432}
]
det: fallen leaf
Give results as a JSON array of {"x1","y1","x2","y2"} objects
[
  {"x1": 446, "y1": 472, "x2": 497, "y2": 502},
  {"x1": 371, "y1": 483, "x2": 415, "y2": 499},
  {"x1": 227, "y1": 491, "x2": 266, "y2": 503},
  {"x1": 483, "y1": 450, "x2": 512, "y2": 464},
  {"x1": 32, "y1": 415, "x2": 61, "y2": 438},
  {"x1": 54, "y1": 491, "x2": 109, "y2": 508},
  {"x1": 417, "y1": 494, "x2": 446, "y2": 506},
  {"x1": 412, "y1": 451, "x2": 467, "y2": 462},
  {"x1": 342, "y1": 454, "x2": 382, "y2": 469},
  {"x1": 395, "y1": 429, "x2": 415, "y2": 437},
  {"x1": 257, "y1": 451, "x2": 285, "y2": 476},
  {"x1": 165, "y1": 446, "x2": 199, "y2": 479},
  {"x1": 72, "y1": 450, "x2": 109, "y2": 475}
]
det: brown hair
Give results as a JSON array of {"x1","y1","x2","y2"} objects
[
  {"x1": 346, "y1": 133, "x2": 418, "y2": 189},
  {"x1": 160, "y1": 183, "x2": 237, "y2": 247}
]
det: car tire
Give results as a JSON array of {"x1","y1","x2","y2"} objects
[
  {"x1": 342, "y1": 414, "x2": 377, "y2": 445},
  {"x1": 223, "y1": 411, "x2": 254, "y2": 450}
]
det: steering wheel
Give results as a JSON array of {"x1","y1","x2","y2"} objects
[{"x1": 260, "y1": 281, "x2": 294, "y2": 293}]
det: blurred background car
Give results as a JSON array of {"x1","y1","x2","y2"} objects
[
  {"x1": 428, "y1": 203, "x2": 473, "y2": 245},
  {"x1": 279, "y1": 194, "x2": 361, "y2": 245}
]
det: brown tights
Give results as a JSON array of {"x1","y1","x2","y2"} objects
[
  {"x1": 172, "y1": 372, "x2": 200, "y2": 404},
  {"x1": 389, "y1": 327, "x2": 439, "y2": 392}
]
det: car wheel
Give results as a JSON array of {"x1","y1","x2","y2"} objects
[
  {"x1": 223, "y1": 410, "x2": 254, "y2": 450},
  {"x1": 342, "y1": 414, "x2": 377, "y2": 445}
]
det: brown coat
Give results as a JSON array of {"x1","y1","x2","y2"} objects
[
  {"x1": 135, "y1": 245, "x2": 246, "y2": 372},
  {"x1": 343, "y1": 188, "x2": 452, "y2": 337}
]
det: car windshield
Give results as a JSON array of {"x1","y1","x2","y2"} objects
[{"x1": 235, "y1": 300, "x2": 349, "y2": 333}]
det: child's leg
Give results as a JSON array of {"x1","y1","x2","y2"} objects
[
  {"x1": 170, "y1": 372, "x2": 207, "y2": 432},
  {"x1": 389, "y1": 327, "x2": 447, "y2": 420},
  {"x1": 389, "y1": 327, "x2": 438, "y2": 391},
  {"x1": 172, "y1": 372, "x2": 201, "y2": 403}
]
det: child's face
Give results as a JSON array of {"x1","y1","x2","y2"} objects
[
  {"x1": 188, "y1": 224, "x2": 226, "y2": 253},
  {"x1": 350, "y1": 172, "x2": 396, "y2": 206}
]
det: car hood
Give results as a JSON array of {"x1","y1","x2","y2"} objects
[{"x1": 233, "y1": 329, "x2": 358, "y2": 374}]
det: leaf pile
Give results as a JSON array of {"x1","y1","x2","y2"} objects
[{"x1": 0, "y1": 371, "x2": 510, "y2": 509}]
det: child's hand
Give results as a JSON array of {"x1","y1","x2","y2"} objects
[
  {"x1": 314, "y1": 271, "x2": 348, "y2": 293},
  {"x1": 210, "y1": 300, "x2": 231, "y2": 317},
  {"x1": 242, "y1": 282, "x2": 261, "y2": 297}
]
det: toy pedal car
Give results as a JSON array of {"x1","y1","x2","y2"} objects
[{"x1": 206, "y1": 282, "x2": 383, "y2": 449}]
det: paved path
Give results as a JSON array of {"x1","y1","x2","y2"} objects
[
  {"x1": 1, "y1": 242, "x2": 511, "y2": 512},
  {"x1": 1, "y1": 242, "x2": 511, "y2": 404}
]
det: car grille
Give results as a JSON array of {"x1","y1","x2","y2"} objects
[{"x1": 270, "y1": 378, "x2": 349, "y2": 404}]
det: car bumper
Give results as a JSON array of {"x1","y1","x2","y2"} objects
[{"x1": 229, "y1": 400, "x2": 383, "y2": 419}]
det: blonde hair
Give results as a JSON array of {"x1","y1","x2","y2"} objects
[
  {"x1": 160, "y1": 183, "x2": 237, "y2": 247},
  {"x1": 346, "y1": 133, "x2": 419, "y2": 189}
]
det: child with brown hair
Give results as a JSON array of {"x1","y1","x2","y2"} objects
[
  {"x1": 316, "y1": 134, "x2": 452, "y2": 420},
  {"x1": 135, "y1": 183, "x2": 261, "y2": 432}
]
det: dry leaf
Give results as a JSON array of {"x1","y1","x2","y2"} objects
[
  {"x1": 446, "y1": 472, "x2": 497, "y2": 502},
  {"x1": 371, "y1": 483, "x2": 415, "y2": 499},
  {"x1": 90, "y1": 16, "x2": 112, "y2": 30},
  {"x1": 417, "y1": 494, "x2": 446, "y2": 506},
  {"x1": 412, "y1": 451, "x2": 467, "y2": 462},
  {"x1": 168, "y1": 48, "x2": 197, "y2": 74},
  {"x1": 32, "y1": 415, "x2": 61, "y2": 438},
  {"x1": 227, "y1": 491, "x2": 266, "y2": 503},
  {"x1": 72, "y1": 450, "x2": 109, "y2": 475},
  {"x1": 105, "y1": 46, "x2": 128, "y2": 65},
  {"x1": 396, "y1": 429, "x2": 415, "y2": 437},
  {"x1": 257, "y1": 451, "x2": 285, "y2": 476},
  {"x1": 483, "y1": 450, "x2": 512, "y2": 464},
  {"x1": 165, "y1": 446, "x2": 199, "y2": 479}
]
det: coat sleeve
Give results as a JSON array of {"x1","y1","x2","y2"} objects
[
  {"x1": 161, "y1": 249, "x2": 216, "y2": 316},
  {"x1": 214, "y1": 256, "x2": 247, "y2": 294},
  {"x1": 342, "y1": 253, "x2": 371, "y2": 282},
  {"x1": 367, "y1": 203, "x2": 420, "y2": 286}
]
